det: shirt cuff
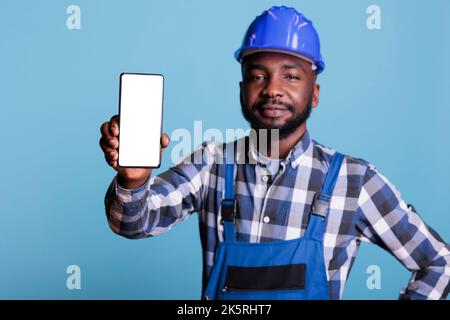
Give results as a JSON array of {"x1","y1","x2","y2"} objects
[{"x1": 113, "y1": 175, "x2": 151, "y2": 205}]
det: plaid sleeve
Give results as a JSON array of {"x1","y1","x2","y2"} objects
[
  {"x1": 355, "y1": 164, "x2": 450, "y2": 300},
  {"x1": 104, "y1": 141, "x2": 215, "y2": 239}
]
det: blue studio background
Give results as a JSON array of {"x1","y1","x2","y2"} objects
[{"x1": 1, "y1": 0, "x2": 449, "y2": 299}]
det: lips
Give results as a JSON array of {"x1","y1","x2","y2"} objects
[{"x1": 259, "y1": 105, "x2": 288, "y2": 118}]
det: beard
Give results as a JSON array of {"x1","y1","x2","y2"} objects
[{"x1": 240, "y1": 91, "x2": 313, "y2": 140}]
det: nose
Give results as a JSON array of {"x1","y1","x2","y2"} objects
[{"x1": 261, "y1": 77, "x2": 284, "y2": 98}]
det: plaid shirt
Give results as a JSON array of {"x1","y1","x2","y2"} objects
[{"x1": 104, "y1": 131, "x2": 450, "y2": 300}]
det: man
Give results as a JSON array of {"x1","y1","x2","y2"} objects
[{"x1": 100, "y1": 6, "x2": 449, "y2": 299}]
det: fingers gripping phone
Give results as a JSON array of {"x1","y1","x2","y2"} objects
[{"x1": 118, "y1": 73, "x2": 164, "y2": 168}]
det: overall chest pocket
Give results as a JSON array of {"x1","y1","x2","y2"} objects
[{"x1": 223, "y1": 263, "x2": 306, "y2": 292}]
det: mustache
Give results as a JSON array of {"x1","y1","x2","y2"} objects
[{"x1": 251, "y1": 99, "x2": 296, "y2": 113}]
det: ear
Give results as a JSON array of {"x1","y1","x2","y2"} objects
[
  {"x1": 311, "y1": 83, "x2": 320, "y2": 108},
  {"x1": 239, "y1": 81, "x2": 244, "y2": 105}
]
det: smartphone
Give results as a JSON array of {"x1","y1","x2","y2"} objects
[{"x1": 118, "y1": 73, "x2": 164, "y2": 168}]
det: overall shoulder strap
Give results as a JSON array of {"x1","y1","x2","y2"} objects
[
  {"x1": 221, "y1": 159, "x2": 237, "y2": 242},
  {"x1": 305, "y1": 152, "x2": 345, "y2": 240},
  {"x1": 321, "y1": 152, "x2": 344, "y2": 196}
]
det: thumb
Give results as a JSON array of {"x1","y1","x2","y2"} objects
[{"x1": 161, "y1": 133, "x2": 170, "y2": 149}]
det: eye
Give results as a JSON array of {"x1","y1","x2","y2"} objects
[
  {"x1": 249, "y1": 75, "x2": 264, "y2": 81},
  {"x1": 245, "y1": 73, "x2": 266, "y2": 82},
  {"x1": 285, "y1": 74, "x2": 301, "y2": 81}
]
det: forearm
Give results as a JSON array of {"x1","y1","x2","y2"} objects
[
  {"x1": 399, "y1": 254, "x2": 450, "y2": 300},
  {"x1": 104, "y1": 174, "x2": 154, "y2": 239},
  {"x1": 398, "y1": 218, "x2": 450, "y2": 300},
  {"x1": 104, "y1": 143, "x2": 214, "y2": 239}
]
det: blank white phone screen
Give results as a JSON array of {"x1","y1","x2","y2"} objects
[{"x1": 118, "y1": 73, "x2": 163, "y2": 168}]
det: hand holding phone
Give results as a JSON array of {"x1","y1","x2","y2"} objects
[{"x1": 99, "y1": 73, "x2": 169, "y2": 189}]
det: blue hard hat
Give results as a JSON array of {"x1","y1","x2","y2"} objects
[{"x1": 235, "y1": 6, "x2": 325, "y2": 74}]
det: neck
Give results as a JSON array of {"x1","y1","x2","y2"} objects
[{"x1": 256, "y1": 123, "x2": 307, "y2": 159}]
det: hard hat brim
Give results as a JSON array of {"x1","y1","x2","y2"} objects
[{"x1": 236, "y1": 47, "x2": 324, "y2": 74}]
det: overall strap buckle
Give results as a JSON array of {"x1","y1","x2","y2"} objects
[
  {"x1": 221, "y1": 198, "x2": 237, "y2": 223},
  {"x1": 311, "y1": 192, "x2": 331, "y2": 219}
]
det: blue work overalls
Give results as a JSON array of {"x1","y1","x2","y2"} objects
[{"x1": 202, "y1": 152, "x2": 344, "y2": 300}]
